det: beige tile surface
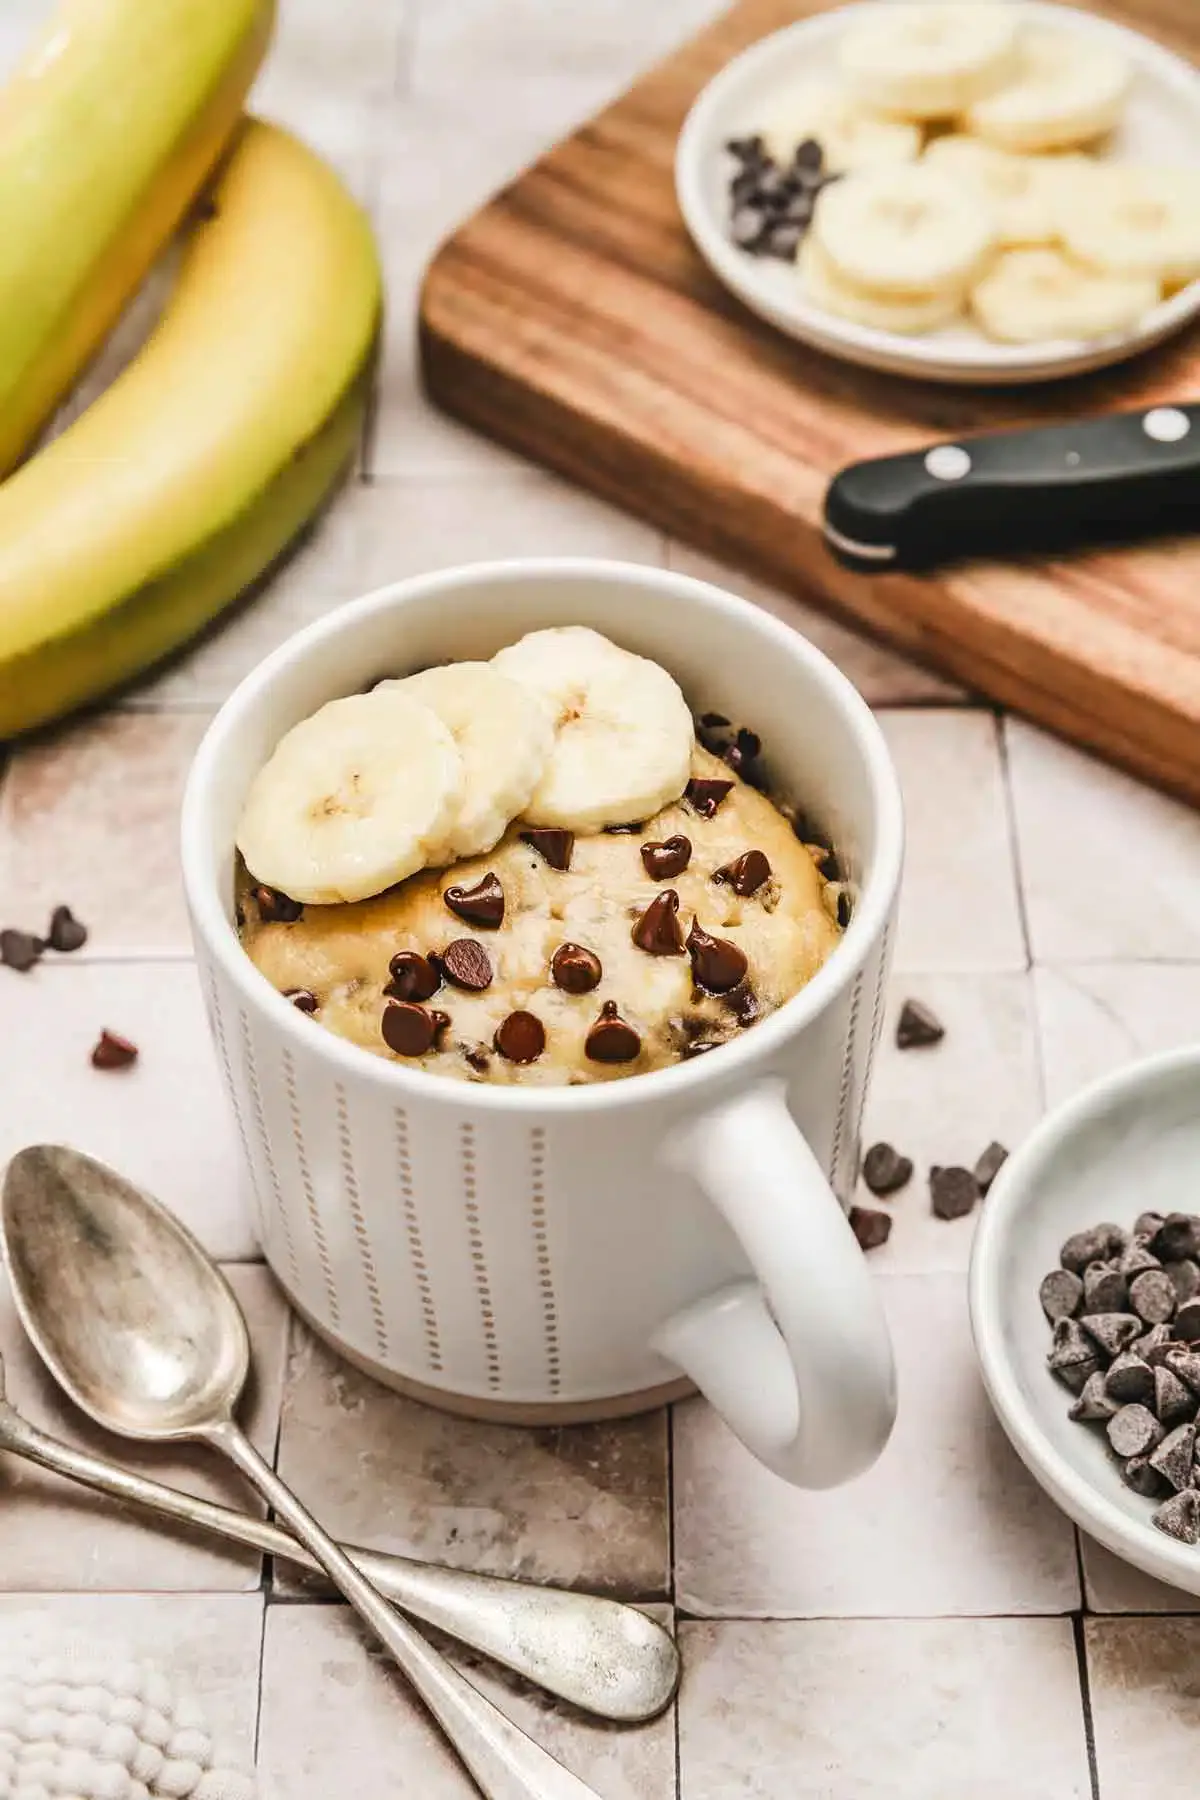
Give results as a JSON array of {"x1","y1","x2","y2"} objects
[
  {"x1": 859, "y1": 972, "x2": 1043, "y2": 1273},
  {"x1": 1035, "y1": 962, "x2": 1200, "y2": 1108},
  {"x1": 1087, "y1": 1617, "x2": 1200, "y2": 1798},
  {"x1": 0, "y1": 960, "x2": 253, "y2": 1259},
  {"x1": 1080, "y1": 1534, "x2": 1200, "y2": 1616},
  {"x1": 677, "y1": 1618, "x2": 1090, "y2": 1800},
  {"x1": 413, "y1": 0, "x2": 724, "y2": 87},
  {"x1": 0, "y1": 1266, "x2": 288, "y2": 1592},
  {"x1": 0, "y1": 710, "x2": 211, "y2": 955},
  {"x1": 673, "y1": 1274, "x2": 1079, "y2": 1618},
  {"x1": 258, "y1": 1602, "x2": 677, "y2": 1799},
  {"x1": 275, "y1": 1323, "x2": 670, "y2": 1597},
  {"x1": 1007, "y1": 719, "x2": 1200, "y2": 962},
  {"x1": 877, "y1": 710, "x2": 1027, "y2": 973}
]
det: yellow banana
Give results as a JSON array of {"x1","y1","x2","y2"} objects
[
  {"x1": 0, "y1": 0, "x2": 273, "y2": 474},
  {"x1": 0, "y1": 119, "x2": 383, "y2": 738}
]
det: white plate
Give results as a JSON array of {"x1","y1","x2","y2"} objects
[
  {"x1": 676, "y1": 0, "x2": 1200, "y2": 385},
  {"x1": 970, "y1": 1046, "x2": 1200, "y2": 1597}
]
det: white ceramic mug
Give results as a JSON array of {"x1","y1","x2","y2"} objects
[{"x1": 182, "y1": 559, "x2": 903, "y2": 1489}]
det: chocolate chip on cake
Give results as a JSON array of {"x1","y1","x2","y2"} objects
[
  {"x1": 385, "y1": 950, "x2": 441, "y2": 1003},
  {"x1": 632, "y1": 890, "x2": 685, "y2": 956},
  {"x1": 382, "y1": 1001, "x2": 446, "y2": 1057},
  {"x1": 47, "y1": 905, "x2": 87, "y2": 953},
  {"x1": 895, "y1": 998, "x2": 944, "y2": 1049},
  {"x1": 494, "y1": 1010, "x2": 546, "y2": 1064},
  {"x1": 714, "y1": 849, "x2": 772, "y2": 897},
  {"x1": 520, "y1": 828, "x2": 574, "y2": 871},
  {"x1": 0, "y1": 928, "x2": 44, "y2": 973},
  {"x1": 684, "y1": 778, "x2": 734, "y2": 820},
  {"x1": 550, "y1": 943, "x2": 602, "y2": 995},
  {"x1": 440, "y1": 939, "x2": 493, "y2": 992},
  {"x1": 284, "y1": 988, "x2": 320, "y2": 1014},
  {"x1": 1039, "y1": 1269, "x2": 1084, "y2": 1322},
  {"x1": 687, "y1": 919, "x2": 748, "y2": 993},
  {"x1": 861, "y1": 1142, "x2": 913, "y2": 1197},
  {"x1": 849, "y1": 1206, "x2": 892, "y2": 1251},
  {"x1": 90, "y1": 1030, "x2": 139, "y2": 1071},
  {"x1": 641, "y1": 835, "x2": 692, "y2": 880},
  {"x1": 443, "y1": 872, "x2": 504, "y2": 928},
  {"x1": 930, "y1": 1165, "x2": 980, "y2": 1221},
  {"x1": 254, "y1": 885, "x2": 303, "y2": 924},
  {"x1": 585, "y1": 1001, "x2": 641, "y2": 1064}
]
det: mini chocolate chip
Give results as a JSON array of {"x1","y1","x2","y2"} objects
[
  {"x1": 641, "y1": 835, "x2": 692, "y2": 880},
  {"x1": 686, "y1": 919, "x2": 748, "y2": 993},
  {"x1": 684, "y1": 778, "x2": 734, "y2": 820},
  {"x1": 930, "y1": 1166, "x2": 980, "y2": 1221},
  {"x1": 973, "y1": 1141, "x2": 1009, "y2": 1195},
  {"x1": 494, "y1": 1010, "x2": 546, "y2": 1064},
  {"x1": 723, "y1": 980, "x2": 760, "y2": 1026},
  {"x1": 1039, "y1": 1269, "x2": 1084, "y2": 1321},
  {"x1": 444, "y1": 872, "x2": 504, "y2": 928},
  {"x1": 763, "y1": 221, "x2": 805, "y2": 259},
  {"x1": 682, "y1": 1039, "x2": 721, "y2": 1059},
  {"x1": 520, "y1": 828, "x2": 574, "y2": 871},
  {"x1": 0, "y1": 929, "x2": 44, "y2": 972},
  {"x1": 440, "y1": 939, "x2": 493, "y2": 992},
  {"x1": 725, "y1": 135, "x2": 766, "y2": 166},
  {"x1": 836, "y1": 891, "x2": 852, "y2": 928},
  {"x1": 700, "y1": 711, "x2": 731, "y2": 729},
  {"x1": 47, "y1": 905, "x2": 87, "y2": 953},
  {"x1": 284, "y1": 988, "x2": 319, "y2": 1014},
  {"x1": 604, "y1": 821, "x2": 644, "y2": 835},
  {"x1": 585, "y1": 1000, "x2": 641, "y2": 1064},
  {"x1": 465, "y1": 1047, "x2": 491, "y2": 1073},
  {"x1": 793, "y1": 136, "x2": 823, "y2": 174},
  {"x1": 632, "y1": 890, "x2": 685, "y2": 956},
  {"x1": 714, "y1": 849, "x2": 771, "y2": 897},
  {"x1": 850, "y1": 1206, "x2": 892, "y2": 1251},
  {"x1": 382, "y1": 1001, "x2": 445, "y2": 1057},
  {"x1": 731, "y1": 204, "x2": 768, "y2": 249},
  {"x1": 550, "y1": 942, "x2": 602, "y2": 995},
  {"x1": 861, "y1": 1142, "x2": 913, "y2": 1197},
  {"x1": 91, "y1": 1030, "x2": 138, "y2": 1070},
  {"x1": 385, "y1": 951, "x2": 441, "y2": 1003},
  {"x1": 254, "y1": 885, "x2": 303, "y2": 923},
  {"x1": 896, "y1": 998, "x2": 944, "y2": 1049}
]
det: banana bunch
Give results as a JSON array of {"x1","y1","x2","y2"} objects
[
  {"x1": 770, "y1": 1, "x2": 1198, "y2": 345},
  {"x1": 0, "y1": 0, "x2": 382, "y2": 739}
]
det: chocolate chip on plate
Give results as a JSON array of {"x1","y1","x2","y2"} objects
[
  {"x1": 641, "y1": 835, "x2": 692, "y2": 880},
  {"x1": 0, "y1": 928, "x2": 44, "y2": 972},
  {"x1": 440, "y1": 939, "x2": 493, "y2": 992},
  {"x1": 47, "y1": 905, "x2": 87, "y2": 953},
  {"x1": 930, "y1": 1166, "x2": 980, "y2": 1221},
  {"x1": 494, "y1": 1010, "x2": 546, "y2": 1065},
  {"x1": 254, "y1": 885, "x2": 303, "y2": 924},
  {"x1": 849, "y1": 1206, "x2": 892, "y2": 1252},
  {"x1": 1082, "y1": 1261, "x2": 1128, "y2": 1315},
  {"x1": 443, "y1": 872, "x2": 504, "y2": 929},
  {"x1": 1174, "y1": 1297, "x2": 1200, "y2": 1342},
  {"x1": 714, "y1": 849, "x2": 772, "y2": 897},
  {"x1": 90, "y1": 1030, "x2": 139, "y2": 1071},
  {"x1": 1039, "y1": 1269, "x2": 1084, "y2": 1322},
  {"x1": 973, "y1": 1140, "x2": 1009, "y2": 1196},
  {"x1": 861, "y1": 1142, "x2": 913, "y2": 1197},
  {"x1": 284, "y1": 988, "x2": 320, "y2": 1014},
  {"x1": 684, "y1": 778, "x2": 734, "y2": 820},
  {"x1": 1069, "y1": 1371, "x2": 1120, "y2": 1423},
  {"x1": 382, "y1": 1001, "x2": 447, "y2": 1057},
  {"x1": 792, "y1": 136, "x2": 823, "y2": 176},
  {"x1": 1124, "y1": 1454, "x2": 1168, "y2": 1498},
  {"x1": 1047, "y1": 1317, "x2": 1099, "y2": 1394},
  {"x1": 1079, "y1": 1313, "x2": 1142, "y2": 1360},
  {"x1": 1165, "y1": 1347, "x2": 1200, "y2": 1395},
  {"x1": 1120, "y1": 1240, "x2": 1161, "y2": 1277},
  {"x1": 1060, "y1": 1223, "x2": 1125, "y2": 1273},
  {"x1": 1155, "y1": 1365, "x2": 1198, "y2": 1428},
  {"x1": 1107, "y1": 1403, "x2": 1165, "y2": 1460},
  {"x1": 520, "y1": 828, "x2": 574, "y2": 871},
  {"x1": 1129, "y1": 1267, "x2": 1178, "y2": 1325},
  {"x1": 1164, "y1": 1260, "x2": 1200, "y2": 1305},
  {"x1": 632, "y1": 891, "x2": 685, "y2": 956},
  {"x1": 1153, "y1": 1488, "x2": 1200, "y2": 1543},
  {"x1": 730, "y1": 204, "x2": 768, "y2": 250},
  {"x1": 385, "y1": 950, "x2": 441, "y2": 1003},
  {"x1": 585, "y1": 1001, "x2": 641, "y2": 1064},
  {"x1": 1104, "y1": 1352, "x2": 1156, "y2": 1407},
  {"x1": 1136, "y1": 1210, "x2": 1166, "y2": 1238},
  {"x1": 895, "y1": 998, "x2": 944, "y2": 1049},
  {"x1": 1135, "y1": 1324, "x2": 1175, "y2": 1365},
  {"x1": 1152, "y1": 1213, "x2": 1200, "y2": 1262},
  {"x1": 550, "y1": 942, "x2": 602, "y2": 995},
  {"x1": 687, "y1": 919, "x2": 748, "y2": 994}
]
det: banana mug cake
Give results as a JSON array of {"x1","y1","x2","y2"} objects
[{"x1": 236, "y1": 627, "x2": 845, "y2": 1086}]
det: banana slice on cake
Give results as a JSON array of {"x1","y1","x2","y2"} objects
[
  {"x1": 799, "y1": 239, "x2": 965, "y2": 334},
  {"x1": 839, "y1": 2, "x2": 1019, "y2": 120},
  {"x1": 387, "y1": 661, "x2": 553, "y2": 863},
  {"x1": 971, "y1": 246, "x2": 1159, "y2": 343},
  {"x1": 813, "y1": 163, "x2": 997, "y2": 298},
  {"x1": 236, "y1": 690, "x2": 464, "y2": 904},
  {"x1": 1060, "y1": 164, "x2": 1200, "y2": 288},
  {"x1": 966, "y1": 28, "x2": 1131, "y2": 153},
  {"x1": 491, "y1": 627, "x2": 694, "y2": 832},
  {"x1": 760, "y1": 81, "x2": 921, "y2": 174}
]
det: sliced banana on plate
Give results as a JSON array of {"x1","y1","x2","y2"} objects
[
  {"x1": 491, "y1": 626, "x2": 694, "y2": 833},
  {"x1": 813, "y1": 163, "x2": 997, "y2": 298},
  {"x1": 922, "y1": 136, "x2": 1087, "y2": 248},
  {"x1": 387, "y1": 661, "x2": 553, "y2": 863},
  {"x1": 799, "y1": 238, "x2": 965, "y2": 334},
  {"x1": 970, "y1": 245, "x2": 1160, "y2": 343},
  {"x1": 237, "y1": 690, "x2": 465, "y2": 905},
  {"x1": 760, "y1": 80, "x2": 922, "y2": 174},
  {"x1": 839, "y1": 2, "x2": 1019, "y2": 121},
  {"x1": 1060, "y1": 164, "x2": 1200, "y2": 287},
  {"x1": 966, "y1": 28, "x2": 1131, "y2": 154}
]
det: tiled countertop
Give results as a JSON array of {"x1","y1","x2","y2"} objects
[{"x1": 3, "y1": 2, "x2": 1200, "y2": 1794}]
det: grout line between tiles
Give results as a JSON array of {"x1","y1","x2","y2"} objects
[
  {"x1": 1072, "y1": 1614, "x2": 1102, "y2": 1800},
  {"x1": 252, "y1": 1587, "x2": 269, "y2": 1769},
  {"x1": 996, "y1": 710, "x2": 1034, "y2": 973}
]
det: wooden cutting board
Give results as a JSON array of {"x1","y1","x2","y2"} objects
[{"x1": 420, "y1": 0, "x2": 1200, "y2": 807}]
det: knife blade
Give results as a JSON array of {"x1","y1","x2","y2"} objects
[{"x1": 822, "y1": 403, "x2": 1200, "y2": 572}]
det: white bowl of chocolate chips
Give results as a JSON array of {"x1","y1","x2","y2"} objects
[{"x1": 971, "y1": 1044, "x2": 1200, "y2": 1595}]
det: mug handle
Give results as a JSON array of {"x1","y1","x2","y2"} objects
[{"x1": 651, "y1": 1080, "x2": 897, "y2": 1488}]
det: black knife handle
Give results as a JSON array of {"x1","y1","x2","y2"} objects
[{"x1": 823, "y1": 404, "x2": 1200, "y2": 572}]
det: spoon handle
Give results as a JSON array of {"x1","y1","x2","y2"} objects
[
  {"x1": 211, "y1": 1418, "x2": 608, "y2": 1800},
  {"x1": 0, "y1": 1402, "x2": 675, "y2": 1723}
]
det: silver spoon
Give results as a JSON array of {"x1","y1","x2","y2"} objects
[
  {"x1": 0, "y1": 1355, "x2": 676, "y2": 1722},
  {"x1": 0, "y1": 1146, "x2": 631, "y2": 1800}
]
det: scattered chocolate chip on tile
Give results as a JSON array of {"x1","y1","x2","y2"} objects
[
  {"x1": 849, "y1": 1205, "x2": 892, "y2": 1252},
  {"x1": 520, "y1": 828, "x2": 574, "y2": 871},
  {"x1": 632, "y1": 890, "x2": 685, "y2": 956},
  {"x1": 440, "y1": 939, "x2": 493, "y2": 992},
  {"x1": 1107, "y1": 1403, "x2": 1165, "y2": 1460},
  {"x1": 1152, "y1": 1213, "x2": 1200, "y2": 1262},
  {"x1": 861, "y1": 1141, "x2": 913, "y2": 1197},
  {"x1": 973, "y1": 1140, "x2": 1009, "y2": 1196},
  {"x1": 1047, "y1": 1317, "x2": 1099, "y2": 1394},
  {"x1": 1154, "y1": 1487, "x2": 1200, "y2": 1542},
  {"x1": 1105, "y1": 1352, "x2": 1156, "y2": 1407},
  {"x1": 47, "y1": 905, "x2": 87, "y2": 953},
  {"x1": 687, "y1": 919, "x2": 748, "y2": 993},
  {"x1": 585, "y1": 1001, "x2": 641, "y2": 1064},
  {"x1": 930, "y1": 1165, "x2": 980, "y2": 1221},
  {"x1": 254, "y1": 885, "x2": 303, "y2": 924},
  {"x1": 895, "y1": 998, "x2": 944, "y2": 1050},
  {"x1": 1155, "y1": 1364, "x2": 1198, "y2": 1428},
  {"x1": 714, "y1": 849, "x2": 772, "y2": 897},
  {"x1": 1060, "y1": 1223, "x2": 1126, "y2": 1274},
  {"x1": 0, "y1": 928, "x2": 45, "y2": 973},
  {"x1": 284, "y1": 988, "x2": 319, "y2": 1014},
  {"x1": 385, "y1": 951, "x2": 441, "y2": 1003},
  {"x1": 1039, "y1": 1269, "x2": 1084, "y2": 1322},
  {"x1": 382, "y1": 1001, "x2": 445, "y2": 1057},
  {"x1": 1129, "y1": 1267, "x2": 1178, "y2": 1325},
  {"x1": 1082, "y1": 1261, "x2": 1129, "y2": 1315},
  {"x1": 1080, "y1": 1313, "x2": 1142, "y2": 1360},
  {"x1": 90, "y1": 1030, "x2": 139, "y2": 1071},
  {"x1": 684, "y1": 778, "x2": 734, "y2": 820},
  {"x1": 641, "y1": 835, "x2": 692, "y2": 880},
  {"x1": 1069, "y1": 1371, "x2": 1120, "y2": 1423},
  {"x1": 443, "y1": 872, "x2": 505, "y2": 928},
  {"x1": 1164, "y1": 1259, "x2": 1200, "y2": 1305},
  {"x1": 494, "y1": 1010, "x2": 546, "y2": 1065},
  {"x1": 550, "y1": 942, "x2": 602, "y2": 995}
]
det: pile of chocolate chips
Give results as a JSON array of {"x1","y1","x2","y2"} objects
[
  {"x1": 1043, "y1": 1210, "x2": 1200, "y2": 1543},
  {"x1": 724, "y1": 134, "x2": 837, "y2": 261}
]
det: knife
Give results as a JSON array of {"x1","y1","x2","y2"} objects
[{"x1": 822, "y1": 403, "x2": 1200, "y2": 571}]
